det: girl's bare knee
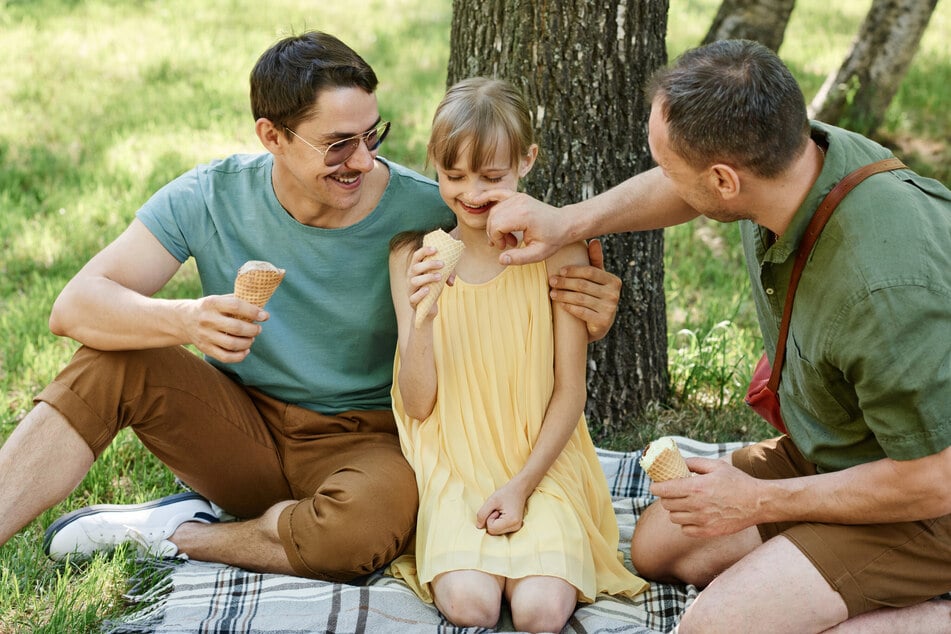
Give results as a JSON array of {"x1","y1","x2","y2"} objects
[
  {"x1": 433, "y1": 571, "x2": 502, "y2": 628},
  {"x1": 509, "y1": 576, "x2": 576, "y2": 633},
  {"x1": 512, "y1": 606, "x2": 573, "y2": 634},
  {"x1": 439, "y1": 599, "x2": 499, "y2": 629}
]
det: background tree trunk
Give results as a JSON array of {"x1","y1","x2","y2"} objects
[
  {"x1": 447, "y1": 0, "x2": 670, "y2": 438},
  {"x1": 809, "y1": 0, "x2": 938, "y2": 136},
  {"x1": 701, "y1": 0, "x2": 796, "y2": 51}
]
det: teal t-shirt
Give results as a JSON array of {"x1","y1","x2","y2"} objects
[
  {"x1": 742, "y1": 121, "x2": 951, "y2": 471},
  {"x1": 137, "y1": 154, "x2": 453, "y2": 413}
]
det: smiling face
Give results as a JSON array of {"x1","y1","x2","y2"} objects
[
  {"x1": 271, "y1": 86, "x2": 385, "y2": 225},
  {"x1": 434, "y1": 135, "x2": 535, "y2": 231},
  {"x1": 426, "y1": 78, "x2": 539, "y2": 233}
]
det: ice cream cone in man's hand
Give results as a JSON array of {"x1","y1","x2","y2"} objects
[
  {"x1": 415, "y1": 229, "x2": 465, "y2": 328},
  {"x1": 234, "y1": 260, "x2": 285, "y2": 320},
  {"x1": 640, "y1": 437, "x2": 692, "y2": 482}
]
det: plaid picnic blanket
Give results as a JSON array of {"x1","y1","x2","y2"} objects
[{"x1": 103, "y1": 437, "x2": 746, "y2": 634}]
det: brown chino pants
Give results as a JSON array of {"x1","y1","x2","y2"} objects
[{"x1": 36, "y1": 345, "x2": 418, "y2": 581}]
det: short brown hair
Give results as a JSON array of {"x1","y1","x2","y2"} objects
[
  {"x1": 648, "y1": 39, "x2": 810, "y2": 178},
  {"x1": 427, "y1": 77, "x2": 535, "y2": 172},
  {"x1": 250, "y1": 32, "x2": 378, "y2": 132}
]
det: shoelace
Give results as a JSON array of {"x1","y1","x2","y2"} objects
[
  {"x1": 119, "y1": 511, "x2": 217, "y2": 558},
  {"x1": 122, "y1": 525, "x2": 180, "y2": 558}
]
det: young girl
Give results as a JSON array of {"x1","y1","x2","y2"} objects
[{"x1": 387, "y1": 77, "x2": 646, "y2": 633}]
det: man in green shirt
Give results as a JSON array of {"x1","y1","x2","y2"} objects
[
  {"x1": 482, "y1": 39, "x2": 951, "y2": 633},
  {"x1": 0, "y1": 32, "x2": 621, "y2": 581}
]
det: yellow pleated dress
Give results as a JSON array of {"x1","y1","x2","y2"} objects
[{"x1": 387, "y1": 260, "x2": 647, "y2": 604}]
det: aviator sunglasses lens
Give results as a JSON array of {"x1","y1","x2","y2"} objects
[
  {"x1": 324, "y1": 138, "x2": 360, "y2": 167},
  {"x1": 324, "y1": 122, "x2": 390, "y2": 167}
]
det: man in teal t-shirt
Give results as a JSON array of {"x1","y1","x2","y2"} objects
[
  {"x1": 0, "y1": 32, "x2": 622, "y2": 582},
  {"x1": 482, "y1": 40, "x2": 951, "y2": 633}
]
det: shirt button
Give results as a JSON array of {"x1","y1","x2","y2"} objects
[{"x1": 765, "y1": 288, "x2": 775, "y2": 295}]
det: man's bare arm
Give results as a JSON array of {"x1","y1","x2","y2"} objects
[
  {"x1": 651, "y1": 446, "x2": 951, "y2": 538},
  {"x1": 482, "y1": 166, "x2": 700, "y2": 266},
  {"x1": 50, "y1": 219, "x2": 264, "y2": 363}
]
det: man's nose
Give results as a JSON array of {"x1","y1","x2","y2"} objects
[{"x1": 344, "y1": 139, "x2": 376, "y2": 171}]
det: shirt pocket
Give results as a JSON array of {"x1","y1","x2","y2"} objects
[{"x1": 781, "y1": 340, "x2": 856, "y2": 427}]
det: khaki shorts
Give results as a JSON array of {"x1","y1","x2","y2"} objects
[
  {"x1": 37, "y1": 345, "x2": 418, "y2": 581},
  {"x1": 732, "y1": 436, "x2": 951, "y2": 617}
]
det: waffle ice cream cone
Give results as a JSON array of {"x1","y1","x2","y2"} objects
[
  {"x1": 234, "y1": 260, "x2": 285, "y2": 319},
  {"x1": 640, "y1": 437, "x2": 691, "y2": 482},
  {"x1": 414, "y1": 229, "x2": 465, "y2": 328}
]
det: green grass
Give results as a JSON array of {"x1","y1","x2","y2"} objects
[{"x1": 0, "y1": 0, "x2": 947, "y2": 630}]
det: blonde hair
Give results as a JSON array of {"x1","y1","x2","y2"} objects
[{"x1": 428, "y1": 77, "x2": 535, "y2": 172}]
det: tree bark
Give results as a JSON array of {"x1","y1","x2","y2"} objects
[
  {"x1": 809, "y1": 0, "x2": 938, "y2": 136},
  {"x1": 701, "y1": 0, "x2": 796, "y2": 51},
  {"x1": 447, "y1": 0, "x2": 670, "y2": 438}
]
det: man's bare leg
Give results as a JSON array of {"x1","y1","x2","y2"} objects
[
  {"x1": 631, "y1": 500, "x2": 761, "y2": 586},
  {"x1": 636, "y1": 495, "x2": 951, "y2": 633},
  {"x1": 676, "y1": 536, "x2": 951, "y2": 633},
  {"x1": 821, "y1": 599, "x2": 951, "y2": 633},
  {"x1": 170, "y1": 501, "x2": 297, "y2": 575},
  {"x1": 677, "y1": 535, "x2": 847, "y2": 633},
  {"x1": 0, "y1": 403, "x2": 94, "y2": 546},
  {"x1": 634, "y1": 497, "x2": 843, "y2": 632}
]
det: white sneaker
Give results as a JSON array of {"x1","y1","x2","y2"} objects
[{"x1": 43, "y1": 492, "x2": 218, "y2": 561}]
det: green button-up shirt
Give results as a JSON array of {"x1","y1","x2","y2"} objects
[{"x1": 741, "y1": 121, "x2": 951, "y2": 472}]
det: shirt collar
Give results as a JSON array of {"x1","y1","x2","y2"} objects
[{"x1": 760, "y1": 122, "x2": 838, "y2": 265}]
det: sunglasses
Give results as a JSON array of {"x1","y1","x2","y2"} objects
[{"x1": 283, "y1": 121, "x2": 391, "y2": 167}]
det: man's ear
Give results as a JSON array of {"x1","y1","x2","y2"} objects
[
  {"x1": 518, "y1": 144, "x2": 539, "y2": 177},
  {"x1": 708, "y1": 163, "x2": 740, "y2": 200},
  {"x1": 256, "y1": 118, "x2": 284, "y2": 154}
]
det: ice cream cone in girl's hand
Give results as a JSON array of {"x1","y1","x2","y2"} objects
[
  {"x1": 414, "y1": 229, "x2": 465, "y2": 328},
  {"x1": 234, "y1": 260, "x2": 285, "y2": 319}
]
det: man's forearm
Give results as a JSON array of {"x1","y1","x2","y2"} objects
[
  {"x1": 50, "y1": 276, "x2": 192, "y2": 350},
  {"x1": 564, "y1": 166, "x2": 699, "y2": 239},
  {"x1": 761, "y1": 448, "x2": 951, "y2": 526}
]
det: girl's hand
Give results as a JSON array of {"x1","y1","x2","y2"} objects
[
  {"x1": 476, "y1": 483, "x2": 529, "y2": 536},
  {"x1": 406, "y1": 245, "x2": 446, "y2": 323}
]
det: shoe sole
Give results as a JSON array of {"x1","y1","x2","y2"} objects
[{"x1": 42, "y1": 491, "x2": 210, "y2": 556}]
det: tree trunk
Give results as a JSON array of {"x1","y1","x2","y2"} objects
[
  {"x1": 448, "y1": 0, "x2": 670, "y2": 438},
  {"x1": 809, "y1": 0, "x2": 938, "y2": 136},
  {"x1": 701, "y1": 0, "x2": 796, "y2": 51}
]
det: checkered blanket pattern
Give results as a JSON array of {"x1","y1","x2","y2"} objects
[{"x1": 104, "y1": 437, "x2": 746, "y2": 634}]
